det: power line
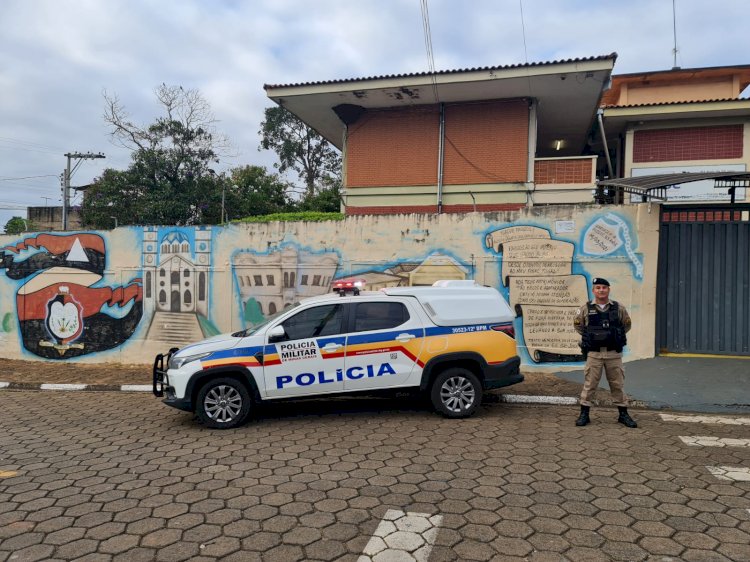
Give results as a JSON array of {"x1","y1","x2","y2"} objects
[
  {"x1": 0, "y1": 136, "x2": 62, "y2": 151},
  {"x1": 0, "y1": 174, "x2": 59, "y2": 182},
  {"x1": 0, "y1": 143, "x2": 62, "y2": 156},
  {"x1": 518, "y1": 0, "x2": 535, "y2": 101},
  {"x1": 672, "y1": 0, "x2": 680, "y2": 69},
  {"x1": 419, "y1": 0, "x2": 440, "y2": 104},
  {"x1": 518, "y1": 0, "x2": 529, "y2": 64}
]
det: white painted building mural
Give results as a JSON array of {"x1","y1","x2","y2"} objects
[{"x1": 232, "y1": 245, "x2": 339, "y2": 325}]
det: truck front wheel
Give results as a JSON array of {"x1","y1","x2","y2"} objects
[
  {"x1": 430, "y1": 368, "x2": 482, "y2": 418},
  {"x1": 196, "y1": 378, "x2": 251, "y2": 429}
]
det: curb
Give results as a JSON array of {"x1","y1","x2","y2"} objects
[
  {"x1": 500, "y1": 394, "x2": 577, "y2": 405},
  {"x1": 0, "y1": 383, "x2": 649, "y2": 409},
  {"x1": 0, "y1": 382, "x2": 152, "y2": 392}
]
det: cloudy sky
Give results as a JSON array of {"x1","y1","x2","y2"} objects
[{"x1": 1, "y1": 0, "x2": 748, "y2": 230}]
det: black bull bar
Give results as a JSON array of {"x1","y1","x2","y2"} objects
[{"x1": 152, "y1": 347, "x2": 179, "y2": 397}]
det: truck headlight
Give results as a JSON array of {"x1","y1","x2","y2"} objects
[{"x1": 169, "y1": 351, "x2": 212, "y2": 370}]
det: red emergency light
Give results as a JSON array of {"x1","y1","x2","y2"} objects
[{"x1": 332, "y1": 278, "x2": 366, "y2": 296}]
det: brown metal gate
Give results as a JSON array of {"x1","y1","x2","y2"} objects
[{"x1": 657, "y1": 205, "x2": 750, "y2": 356}]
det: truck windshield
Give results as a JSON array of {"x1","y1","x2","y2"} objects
[{"x1": 231, "y1": 302, "x2": 301, "y2": 338}]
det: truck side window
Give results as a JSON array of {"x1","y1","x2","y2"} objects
[
  {"x1": 280, "y1": 304, "x2": 344, "y2": 341},
  {"x1": 353, "y1": 302, "x2": 409, "y2": 332}
]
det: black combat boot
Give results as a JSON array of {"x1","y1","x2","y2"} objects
[
  {"x1": 575, "y1": 406, "x2": 590, "y2": 426},
  {"x1": 617, "y1": 407, "x2": 637, "y2": 428}
]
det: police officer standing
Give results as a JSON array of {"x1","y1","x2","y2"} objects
[{"x1": 573, "y1": 278, "x2": 637, "y2": 428}]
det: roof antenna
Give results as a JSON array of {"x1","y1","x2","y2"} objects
[{"x1": 671, "y1": 0, "x2": 680, "y2": 69}]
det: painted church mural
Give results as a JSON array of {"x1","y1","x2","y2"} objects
[
  {"x1": 0, "y1": 233, "x2": 142, "y2": 358},
  {"x1": 141, "y1": 226, "x2": 218, "y2": 346},
  {"x1": 0, "y1": 209, "x2": 647, "y2": 367}
]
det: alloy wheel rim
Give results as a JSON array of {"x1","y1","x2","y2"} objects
[
  {"x1": 204, "y1": 385, "x2": 243, "y2": 423},
  {"x1": 440, "y1": 376, "x2": 475, "y2": 413}
]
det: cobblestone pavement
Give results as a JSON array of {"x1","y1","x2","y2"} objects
[{"x1": 1, "y1": 391, "x2": 750, "y2": 562}]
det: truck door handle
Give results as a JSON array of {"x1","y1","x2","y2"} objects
[
  {"x1": 322, "y1": 343, "x2": 343, "y2": 352},
  {"x1": 396, "y1": 333, "x2": 416, "y2": 342}
]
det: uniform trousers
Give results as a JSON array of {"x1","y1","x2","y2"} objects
[{"x1": 580, "y1": 348, "x2": 628, "y2": 407}]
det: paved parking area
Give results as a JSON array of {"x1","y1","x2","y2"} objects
[{"x1": 1, "y1": 391, "x2": 750, "y2": 561}]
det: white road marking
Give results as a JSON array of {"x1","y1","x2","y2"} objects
[
  {"x1": 706, "y1": 466, "x2": 750, "y2": 482},
  {"x1": 502, "y1": 395, "x2": 578, "y2": 405},
  {"x1": 39, "y1": 383, "x2": 87, "y2": 391},
  {"x1": 359, "y1": 509, "x2": 442, "y2": 562},
  {"x1": 661, "y1": 413, "x2": 750, "y2": 425},
  {"x1": 120, "y1": 385, "x2": 152, "y2": 392},
  {"x1": 679, "y1": 436, "x2": 750, "y2": 448}
]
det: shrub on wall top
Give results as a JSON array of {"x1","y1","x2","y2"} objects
[{"x1": 236, "y1": 212, "x2": 344, "y2": 223}]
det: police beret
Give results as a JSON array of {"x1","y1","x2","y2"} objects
[{"x1": 592, "y1": 278, "x2": 610, "y2": 286}]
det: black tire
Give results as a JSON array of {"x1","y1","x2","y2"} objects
[
  {"x1": 430, "y1": 368, "x2": 483, "y2": 418},
  {"x1": 195, "y1": 377, "x2": 252, "y2": 429}
]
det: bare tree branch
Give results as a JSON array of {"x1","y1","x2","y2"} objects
[{"x1": 103, "y1": 84, "x2": 231, "y2": 156}]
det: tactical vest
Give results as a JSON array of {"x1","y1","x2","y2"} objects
[{"x1": 584, "y1": 301, "x2": 627, "y2": 352}]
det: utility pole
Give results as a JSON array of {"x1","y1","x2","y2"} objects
[{"x1": 63, "y1": 152, "x2": 105, "y2": 230}]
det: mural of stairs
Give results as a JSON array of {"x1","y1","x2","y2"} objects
[{"x1": 146, "y1": 311, "x2": 204, "y2": 346}]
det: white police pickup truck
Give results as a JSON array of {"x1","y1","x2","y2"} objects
[{"x1": 153, "y1": 280, "x2": 521, "y2": 428}]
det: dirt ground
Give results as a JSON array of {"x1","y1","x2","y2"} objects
[
  {"x1": 0, "y1": 359, "x2": 153, "y2": 386},
  {"x1": 0, "y1": 358, "x2": 592, "y2": 399}
]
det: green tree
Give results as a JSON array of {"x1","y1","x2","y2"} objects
[
  {"x1": 259, "y1": 106, "x2": 342, "y2": 199},
  {"x1": 226, "y1": 165, "x2": 293, "y2": 220},
  {"x1": 82, "y1": 85, "x2": 229, "y2": 228},
  {"x1": 297, "y1": 178, "x2": 343, "y2": 213},
  {"x1": 3, "y1": 216, "x2": 32, "y2": 235}
]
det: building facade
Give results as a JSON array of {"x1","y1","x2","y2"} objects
[
  {"x1": 265, "y1": 54, "x2": 617, "y2": 214},
  {"x1": 600, "y1": 65, "x2": 750, "y2": 203}
]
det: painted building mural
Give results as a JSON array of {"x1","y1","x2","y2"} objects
[
  {"x1": 232, "y1": 245, "x2": 339, "y2": 326},
  {"x1": 141, "y1": 227, "x2": 216, "y2": 345},
  {"x1": 0, "y1": 207, "x2": 656, "y2": 367}
]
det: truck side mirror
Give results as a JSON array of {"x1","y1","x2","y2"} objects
[{"x1": 268, "y1": 325, "x2": 286, "y2": 343}]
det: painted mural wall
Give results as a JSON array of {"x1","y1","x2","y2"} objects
[{"x1": 0, "y1": 205, "x2": 660, "y2": 369}]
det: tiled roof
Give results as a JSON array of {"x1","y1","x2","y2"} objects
[
  {"x1": 603, "y1": 98, "x2": 750, "y2": 109},
  {"x1": 610, "y1": 63, "x2": 750, "y2": 80},
  {"x1": 264, "y1": 53, "x2": 617, "y2": 89}
]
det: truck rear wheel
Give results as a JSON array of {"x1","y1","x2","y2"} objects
[
  {"x1": 430, "y1": 368, "x2": 482, "y2": 418},
  {"x1": 196, "y1": 378, "x2": 251, "y2": 429}
]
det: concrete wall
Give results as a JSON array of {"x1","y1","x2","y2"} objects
[
  {"x1": 0, "y1": 204, "x2": 660, "y2": 372},
  {"x1": 622, "y1": 78, "x2": 737, "y2": 105},
  {"x1": 27, "y1": 207, "x2": 82, "y2": 231}
]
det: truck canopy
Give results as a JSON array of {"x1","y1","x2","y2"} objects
[{"x1": 381, "y1": 281, "x2": 515, "y2": 327}]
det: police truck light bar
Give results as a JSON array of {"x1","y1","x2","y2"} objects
[{"x1": 332, "y1": 278, "x2": 366, "y2": 296}]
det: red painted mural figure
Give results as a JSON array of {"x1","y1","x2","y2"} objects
[{"x1": 1, "y1": 233, "x2": 143, "y2": 359}]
